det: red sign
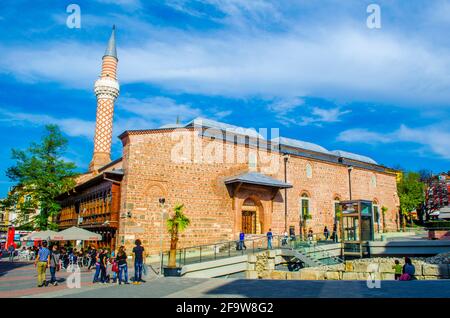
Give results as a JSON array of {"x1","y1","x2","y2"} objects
[{"x1": 6, "y1": 227, "x2": 15, "y2": 249}]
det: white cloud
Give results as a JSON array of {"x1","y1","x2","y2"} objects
[
  {"x1": 271, "y1": 102, "x2": 350, "y2": 127},
  {"x1": 0, "y1": 107, "x2": 95, "y2": 139},
  {"x1": 267, "y1": 97, "x2": 304, "y2": 115},
  {"x1": 1, "y1": 2, "x2": 450, "y2": 108},
  {"x1": 95, "y1": 0, "x2": 142, "y2": 11},
  {"x1": 309, "y1": 107, "x2": 351, "y2": 123},
  {"x1": 337, "y1": 124, "x2": 450, "y2": 160}
]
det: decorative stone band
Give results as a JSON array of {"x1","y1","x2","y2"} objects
[{"x1": 94, "y1": 77, "x2": 120, "y2": 100}]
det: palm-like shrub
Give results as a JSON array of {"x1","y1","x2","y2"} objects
[{"x1": 167, "y1": 204, "x2": 190, "y2": 268}]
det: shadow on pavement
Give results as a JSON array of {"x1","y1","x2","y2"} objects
[{"x1": 0, "y1": 261, "x2": 32, "y2": 277}]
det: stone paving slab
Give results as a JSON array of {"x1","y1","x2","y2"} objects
[{"x1": 2, "y1": 260, "x2": 450, "y2": 298}]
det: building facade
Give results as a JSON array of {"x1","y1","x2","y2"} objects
[{"x1": 56, "y1": 27, "x2": 400, "y2": 256}]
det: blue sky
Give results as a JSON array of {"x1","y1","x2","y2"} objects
[{"x1": 1, "y1": 0, "x2": 450, "y2": 197}]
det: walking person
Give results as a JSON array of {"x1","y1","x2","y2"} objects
[
  {"x1": 110, "y1": 250, "x2": 118, "y2": 283},
  {"x1": 99, "y1": 249, "x2": 108, "y2": 284},
  {"x1": 34, "y1": 241, "x2": 50, "y2": 287},
  {"x1": 49, "y1": 245, "x2": 60, "y2": 286},
  {"x1": 88, "y1": 246, "x2": 96, "y2": 270},
  {"x1": 8, "y1": 244, "x2": 15, "y2": 262},
  {"x1": 323, "y1": 226, "x2": 330, "y2": 241},
  {"x1": 282, "y1": 231, "x2": 288, "y2": 246},
  {"x1": 332, "y1": 223, "x2": 338, "y2": 243},
  {"x1": 266, "y1": 229, "x2": 273, "y2": 250},
  {"x1": 117, "y1": 246, "x2": 129, "y2": 285},
  {"x1": 92, "y1": 249, "x2": 102, "y2": 283},
  {"x1": 239, "y1": 232, "x2": 245, "y2": 250},
  {"x1": 132, "y1": 239, "x2": 145, "y2": 284}
]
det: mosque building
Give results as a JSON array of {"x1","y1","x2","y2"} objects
[{"x1": 56, "y1": 27, "x2": 400, "y2": 255}]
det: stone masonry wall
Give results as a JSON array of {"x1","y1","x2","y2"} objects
[
  {"x1": 118, "y1": 129, "x2": 399, "y2": 256},
  {"x1": 260, "y1": 254, "x2": 450, "y2": 280}
]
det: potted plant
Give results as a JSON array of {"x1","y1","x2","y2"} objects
[{"x1": 164, "y1": 204, "x2": 190, "y2": 277}]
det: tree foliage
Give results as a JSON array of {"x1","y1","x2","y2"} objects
[
  {"x1": 397, "y1": 171, "x2": 425, "y2": 217},
  {"x1": 5, "y1": 125, "x2": 77, "y2": 230}
]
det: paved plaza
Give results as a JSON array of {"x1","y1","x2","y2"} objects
[{"x1": 1, "y1": 259, "x2": 450, "y2": 298}]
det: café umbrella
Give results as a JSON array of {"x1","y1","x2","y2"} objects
[
  {"x1": 51, "y1": 226, "x2": 101, "y2": 241},
  {"x1": 21, "y1": 230, "x2": 58, "y2": 241}
]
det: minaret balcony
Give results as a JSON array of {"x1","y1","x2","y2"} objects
[{"x1": 94, "y1": 77, "x2": 120, "y2": 99}]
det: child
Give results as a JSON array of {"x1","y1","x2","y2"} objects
[{"x1": 393, "y1": 259, "x2": 402, "y2": 280}]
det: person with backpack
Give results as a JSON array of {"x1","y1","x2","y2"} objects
[
  {"x1": 116, "y1": 246, "x2": 129, "y2": 285},
  {"x1": 49, "y1": 245, "x2": 60, "y2": 286}
]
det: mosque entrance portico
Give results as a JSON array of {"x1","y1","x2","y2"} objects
[{"x1": 224, "y1": 171, "x2": 292, "y2": 237}]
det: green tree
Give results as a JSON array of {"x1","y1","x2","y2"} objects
[
  {"x1": 397, "y1": 171, "x2": 424, "y2": 230},
  {"x1": 167, "y1": 204, "x2": 191, "y2": 268},
  {"x1": 5, "y1": 125, "x2": 77, "y2": 230}
]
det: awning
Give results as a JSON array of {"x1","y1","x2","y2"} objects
[
  {"x1": 225, "y1": 172, "x2": 292, "y2": 189},
  {"x1": 51, "y1": 226, "x2": 102, "y2": 241},
  {"x1": 21, "y1": 230, "x2": 58, "y2": 241}
]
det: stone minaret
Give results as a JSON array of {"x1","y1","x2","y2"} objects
[{"x1": 89, "y1": 26, "x2": 120, "y2": 172}]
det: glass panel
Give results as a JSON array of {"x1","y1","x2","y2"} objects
[
  {"x1": 342, "y1": 202, "x2": 358, "y2": 214},
  {"x1": 342, "y1": 216, "x2": 359, "y2": 241},
  {"x1": 301, "y1": 199, "x2": 309, "y2": 217},
  {"x1": 361, "y1": 202, "x2": 372, "y2": 215},
  {"x1": 361, "y1": 216, "x2": 373, "y2": 241}
]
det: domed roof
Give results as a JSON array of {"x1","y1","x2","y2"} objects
[
  {"x1": 158, "y1": 123, "x2": 185, "y2": 129},
  {"x1": 331, "y1": 150, "x2": 378, "y2": 165},
  {"x1": 271, "y1": 137, "x2": 330, "y2": 155}
]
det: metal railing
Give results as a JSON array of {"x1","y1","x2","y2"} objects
[{"x1": 161, "y1": 232, "x2": 341, "y2": 268}]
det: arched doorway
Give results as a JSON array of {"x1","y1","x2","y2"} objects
[{"x1": 241, "y1": 197, "x2": 262, "y2": 234}]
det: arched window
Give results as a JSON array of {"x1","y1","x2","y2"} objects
[
  {"x1": 333, "y1": 196, "x2": 341, "y2": 224},
  {"x1": 306, "y1": 163, "x2": 313, "y2": 179}
]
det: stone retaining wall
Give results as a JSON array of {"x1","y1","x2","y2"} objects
[{"x1": 246, "y1": 253, "x2": 450, "y2": 280}]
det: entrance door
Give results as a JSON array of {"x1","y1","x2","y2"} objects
[
  {"x1": 361, "y1": 215, "x2": 373, "y2": 241},
  {"x1": 242, "y1": 211, "x2": 256, "y2": 234}
]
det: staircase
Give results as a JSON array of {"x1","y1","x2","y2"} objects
[{"x1": 288, "y1": 242, "x2": 344, "y2": 267}]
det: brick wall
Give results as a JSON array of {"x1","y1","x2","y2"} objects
[{"x1": 117, "y1": 129, "x2": 399, "y2": 256}]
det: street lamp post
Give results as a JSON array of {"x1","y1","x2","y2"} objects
[
  {"x1": 348, "y1": 166, "x2": 353, "y2": 200},
  {"x1": 158, "y1": 198, "x2": 166, "y2": 277},
  {"x1": 283, "y1": 154, "x2": 289, "y2": 232}
]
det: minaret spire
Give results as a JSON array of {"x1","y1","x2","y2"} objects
[
  {"x1": 104, "y1": 25, "x2": 117, "y2": 60},
  {"x1": 89, "y1": 26, "x2": 120, "y2": 172}
]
